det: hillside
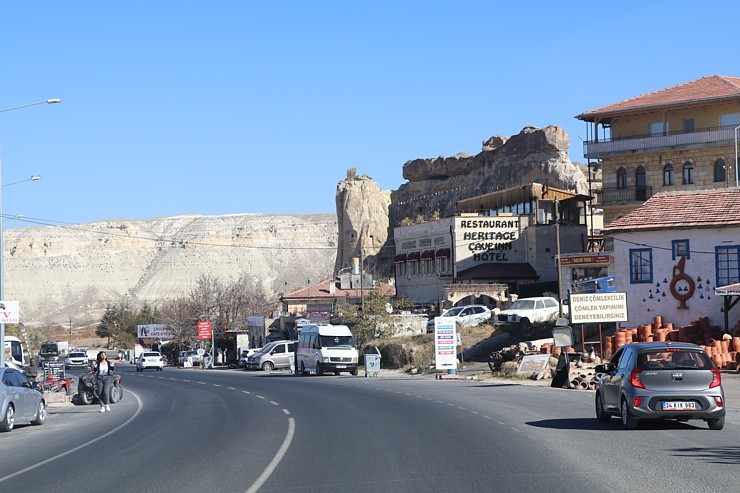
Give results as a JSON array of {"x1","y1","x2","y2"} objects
[{"x1": 5, "y1": 213, "x2": 338, "y2": 326}]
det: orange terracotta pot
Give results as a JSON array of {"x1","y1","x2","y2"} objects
[
  {"x1": 653, "y1": 316, "x2": 663, "y2": 329},
  {"x1": 733, "y1": 337, "x2": 740, "y2": 352}
]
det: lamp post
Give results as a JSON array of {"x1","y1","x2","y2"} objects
[{"x1": 0, "y1": 98, "x2": 60, "y2": 366}]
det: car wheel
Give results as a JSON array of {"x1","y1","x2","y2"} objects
[
  {"x1": 262, "y1": 361, "x2": 274, "y2": 372},
  {"x1": 595, "y1": 393, "x2": 611, "y2": 422},
  {"x1": 31, "y1": 401, "x2": 46, "y2": 425},
  {"x1": 316, "y1": 362, "x2": 323, "y2": 376},
  {"x1": 520, "y1": 318, "x2": 531, "y2": 331},
  {"x1": 621, "y1": 399, "x2": 639, "y2": 430},
  {"x1": 0, "y1": 404, "x2": 14, "y2": 432},
  {"x1": 707, "y1": 416, "x2": 725, "y2": 430},
  {"x1": 350, "y1": 368, "x2": 358, "y2": 376}
]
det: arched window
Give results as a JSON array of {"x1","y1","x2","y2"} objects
[
  {"x1": 714, "y1": 159, "x2": 726, "y2": 182},
  {"x1": 617, "y1": 167, "x2": 627, "y2": 189},
  {"x1": 663, "y1": 163, "x2": 674, "y2": 186},
  {"x1": 636, "y1": 166, "x2": 646, "y2": 187},
  {"x1": 683, "y1": 161, "x2": 694, "y2": 184}
]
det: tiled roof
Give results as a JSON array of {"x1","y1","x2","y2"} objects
[
  {"x1": 576, "y1": 75, "x2": 740, "y2": 120},
  {"x1": 602, "y1": 188, "x2": 740, "y2": 233}
]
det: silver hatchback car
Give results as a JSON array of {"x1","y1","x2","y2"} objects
[{"x1": 595, "y1": 342, "x2": 725, "y2": 430}]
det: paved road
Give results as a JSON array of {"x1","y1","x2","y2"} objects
[{"x1": 1, "y1": 365, "x2": 738, "y2": 492}]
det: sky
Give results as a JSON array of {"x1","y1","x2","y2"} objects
[{"x1": 1, "y1": 1, "x2": 739, "y2": 229}]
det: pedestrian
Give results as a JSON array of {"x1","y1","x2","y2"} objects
[
  {"x1": 24, "y1": 357, "x2": 39, "y2": 384},
  {"x1": 94, "y1": 351, "x2": 115, "y2": 413}
]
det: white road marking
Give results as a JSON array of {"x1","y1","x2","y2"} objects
[{"x1": 245, "y1": 417, "x2": 296, "y2": 493}]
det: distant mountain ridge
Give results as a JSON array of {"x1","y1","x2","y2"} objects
[{"x1": 5, "y1": 213, "x2": 338, "y2": 326}]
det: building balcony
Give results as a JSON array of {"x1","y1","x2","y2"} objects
[
  {"x1": 596, "y1": 185, "x2": 653, "y2": 205},
  {"x1": 583, "y1": 125, "x2": 739, "y2": 158}
]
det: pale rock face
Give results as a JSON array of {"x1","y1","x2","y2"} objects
[
  {"x1": 6, "y1": 213, "x2": 337, "y2": 325},
  {"x1": 335, "y1": 175, "x2": 392, "y2": 274}
]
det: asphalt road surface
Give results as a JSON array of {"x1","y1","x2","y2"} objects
[{"x1": 1, "y1": 365, "x2": 738, "y2": 492}]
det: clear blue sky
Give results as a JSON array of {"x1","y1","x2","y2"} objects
[{"x1": 1, "y1": 1, "x2": 738, "y2": 228}]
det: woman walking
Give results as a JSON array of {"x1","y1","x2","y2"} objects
[{"x1": 94, "y1": 351, "x2": 115, "y2": 412}]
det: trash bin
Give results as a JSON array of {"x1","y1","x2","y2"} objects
[{"x1": 364, "y1": 354, "x2": 381, "y2": 377}]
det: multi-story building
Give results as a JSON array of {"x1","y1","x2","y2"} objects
[
  {"x1": 576, "y1": 75, "x2": 740, "y2": 225},
  {"x1": 393, "y1": 184, "x2": 589, "y2": 309}
]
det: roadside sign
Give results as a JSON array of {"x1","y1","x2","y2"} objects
[
  {"x1": 197, "y1": 321, "x2": 212, "y2": 340},
  {"x1": 569, "y1": 292, "x2": 628, "y2": 324},
  {"x1": 0, "y1": 300, "x2": 20, "y2": 324},
  {"x1": 434, "y1": 317, "x2": 458, "y2": 370}
]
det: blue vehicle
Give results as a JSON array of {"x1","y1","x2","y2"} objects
[{"x1": 574, "y1": 276, "x2": 616, "y2": 294}]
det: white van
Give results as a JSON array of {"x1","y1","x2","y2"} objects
[{"x1": 296, "y1": 324, "x2": 359, "y2": 376}]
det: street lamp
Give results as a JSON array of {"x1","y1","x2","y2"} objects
[{"x1": 0, "y1": 98, "x2": 60, "y2": 366}]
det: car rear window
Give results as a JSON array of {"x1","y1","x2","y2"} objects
[
  {"x1": 636, "y1": 349, "x2": 712, "y2": 370},
  {"x1": 143, "y1": 352, "x2": 160, "y2": 357}
]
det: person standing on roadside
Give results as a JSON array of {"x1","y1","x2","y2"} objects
[
  {"x1": 94, "y1": 351, "x2": 115, "y2": 412},
  {"x1": 24, "y1": 357, "x2": 39, "y2": 384}
]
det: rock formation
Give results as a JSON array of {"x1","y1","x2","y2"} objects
[{"x1": 6, "y1": 213, "x2": 337, "y2": 326}]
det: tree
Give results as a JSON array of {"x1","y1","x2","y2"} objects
[{"x1": 337, "y1": 289, "x2": 397, "y2": 350}]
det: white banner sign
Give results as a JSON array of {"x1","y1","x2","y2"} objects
[
  {"x1": 0, "y1": 301, "x2": 19, "y2": 324},
  {"x1": 569, "y1": 292, "x2": 628, "y2": 324},
  {"x1": 137, "y1": 324, "x2": 176, "y2": 340},
  {"x1": 434, "y1": 317, "x2": 458, "y2": 370}
]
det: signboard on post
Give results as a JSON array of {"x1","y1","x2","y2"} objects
[
  {"x1": 137, "y1": 324, "x2": 176, "y2": 340},
  {"x1": 197, "y1": 321, "x2": 212, "y2": 340},
  {"x1": 0, "y1": 301, "x2": 20, "y2": 324},
  {"x1": 434, "y1": 317, "x2": 458, "y2": 371},
  {"x1": 569, "y1": 292, "x2": 628, "y2": 324}
]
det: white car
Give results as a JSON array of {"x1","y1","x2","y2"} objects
[
  {"x1": 496, "y1": 297, "x2": 561, "y2": 329},
  {"x1": 64, "y1": 352, "x2": 89, "y2": 369},
  {"x1": 427, "y1": 305, "x2": 492, "y2": 332},
  {"x1": 137, "y1": 351, "x2": 164, "y2": 372}
]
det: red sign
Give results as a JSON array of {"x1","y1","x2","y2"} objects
[
  {"x1": 558, "y1": 254, "x2": 610, "y2": 266},
  {"x1": 197, "y1": 321, "x2": 212, "y2": 340}
]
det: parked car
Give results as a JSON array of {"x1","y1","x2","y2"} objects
[
  {"x1": 496, "y1": 296, "x2": 560, "y2": 329},
  {"x1": 246, "y1": 340, "x2": 297, "y2": 371},
  {"x1": 137, "y1": 351, "x2": 164, "y2": 372},
  {"x1": 594, "y1": 342, "x2": 725, "y2": 430},
  {"x1": 238, "y1": 348, "x2": 260, "y2": 368},
  {"x1": 178, "y1": 350, "x2": 202, "y2": 366},
  {"x1": 64, "y1": 351, "x2": 90, "y2": 369},
  {"x1": 0, "y1": 367, "x2": 46, "y2": 432},
  {"x1": 426, "y1": 305, "x2": 492, "y2": 333}
]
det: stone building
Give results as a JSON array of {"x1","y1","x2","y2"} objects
[
  {"x1": 602, "y1": 188, "x2": 740, "y2": 330},
  {"x1": 393, "y1": 184, "x2": 590, "y2": 310},
  {"x1": 577, "y1": 74, "x2": 740, "y2": 226}
]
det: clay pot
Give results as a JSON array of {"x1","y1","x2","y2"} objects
[
  {"x1": 653, "y1": 316, "x2": 663, "y2": 329},
  {"x1": 655, "y1": 330, "x2": 666, "y2": 342},
  {"x1": 712, "y1": 354, "x2": 723, "y2": 368}
]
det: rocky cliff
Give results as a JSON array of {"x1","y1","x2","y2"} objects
[{"x1": 6, "y1": 213, "x2": 337, "y2": 326}]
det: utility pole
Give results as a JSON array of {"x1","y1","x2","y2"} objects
[{"x1": 555, "y1": 199, "x2": 563, "y2": 318}]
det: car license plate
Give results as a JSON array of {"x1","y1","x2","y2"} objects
[
  {"x1": 335, "y1": 365, "x2": 346, "y2": 369},
  {"x1": 662, "y1": 401, "x2": 696, "y2": 411}
]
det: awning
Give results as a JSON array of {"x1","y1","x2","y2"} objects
[
  {"x1": 435, "y1": 248, "x2": 450, "y2": 258},
  {"x1": 406, "y1": 252, "x2": 421, "y2": 261},
  {"x1": 715, "y1": 283, "x2": 740, "y2": 333},
  {"x1": 421, "y1": 250, "x2": 434, "y2": 260},
  {"x1": 456, "y1": 262, "x2": 538, "y2": 281},
  {"x1": 394, "y1": 253, "x2": 407, "y2": 263}
]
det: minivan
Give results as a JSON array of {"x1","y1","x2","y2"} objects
[{"x1": 246, "y1": 340, "x2": 297, "y2": 371}]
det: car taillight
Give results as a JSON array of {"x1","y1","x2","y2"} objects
[
  {"x1": 709, "y1": 368, "x2": 721, "y2": 389},
  {"x1": 630, "y1": 368, "x2": 645, "y2": 389},
  {"x1": 633, "y1": 396, "x2": 643, "y2": 408},
  {"x1": 714, "y1": 396, "x2": 724, "y2": 408}
]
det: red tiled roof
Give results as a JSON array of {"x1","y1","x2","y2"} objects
[
  {"x1": 283, "y1": 278, "x2": 395, "y2": 300},
  {"x1": 576, "y1": 75, "x2": 740, "y2": 120},
  {"x1": 602, "y1": 188, "x2": 740, "y2": 233}
]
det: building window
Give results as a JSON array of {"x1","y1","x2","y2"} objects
[
  {"x1": 714, "y1": 159, "x2": 727, "y2": 182},
  {"x1": 716, "y1": 246, "x2": 740, "y2": 287},
  {"x1": 663, "y1": 163, "x2": 674, "y2": 186},
  {"x1": 683, "y1": 161, "x2": 694, "y2": 184},
  {"x1": 617, "y1": 167, "x2": 627, "y2": 189},
  {"x1": 682, "y1": 118, "x2": 694, "y2": 133},
  {"x1": 649, "y1": 121, "x2": 668, "y2": 136},
  {"x1": 629, "y1": 248, "x2": 653, "y2": 284},
  {"x1": 636, "y1": 166, "x2": 646, "y2": 187},
  {"x1": 672, "y1": 239, "x2": 690, "y2": 260}
]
